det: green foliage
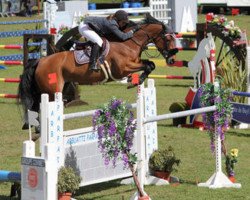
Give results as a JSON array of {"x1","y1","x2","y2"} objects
[
  {"x1": 149, "y1": 146, "x2": 181, "y2": 173},
  {"x1": 169, "y1": 102, "x2": 189, "y2": 126},
  {"x1": 57, "y1": 167, "x2": 81, "y2": 194},
  {"x1": 216, "y1": 52, "x2": 247, "y2": 103},
  {"x1": 169, "y1": 102, "x2": 189, "y2": 112}
]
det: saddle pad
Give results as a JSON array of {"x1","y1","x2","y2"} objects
[{"x1": 74, "y1": 40, "x2": 110, "y2": 65}]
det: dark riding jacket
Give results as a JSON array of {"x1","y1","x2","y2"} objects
[{"x1": 84, "y1": 16, "x2": 133, "y2": 41}]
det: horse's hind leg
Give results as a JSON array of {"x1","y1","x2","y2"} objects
[{"x1": 139, "y1": 60, "x2": 156, "y2": 84}]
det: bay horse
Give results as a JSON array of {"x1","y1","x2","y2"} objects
[{"x1": 18, "y1": 13, "x2": 177, "y2": 129}]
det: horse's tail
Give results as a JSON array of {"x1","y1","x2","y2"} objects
[{"x1": 18, "y1": 59, "x2": 41, "y2": 129}]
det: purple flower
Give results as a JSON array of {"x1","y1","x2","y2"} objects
[
  {"x1": 215, "y1": 97, "x2": 222, "y2": 103},
  {"x1": 112, "y1": 147, "x2": 120, "y2": 167},
  {"x1": 229, "y1": 170, "x2": 235, "y2": 176},
  {"x1": 93, "y1": 97, "x2": 136, "y2": 169},
  {"x1": 108, "y1": 121, "x2": 116, "y2": 136},
  {"x1": 125, "y1": 126, "x2": 134, "y2": 150},
  {"x1": 104, "y1": 157, "x2": 110, "y2": 166},
  {"x1": 105, "y1": 111, "x2": 111, "y2": 119},
  {"x1": 111, "y1": 99, "x2": 122, "y2": 110},
  {"x1": 122, "y1": 153, "x2": 129, "y2": 168},
  {"x1": 97, "y1": 125, "x2": 105, "y2": 139},
  {"x1": 92, "y1": 110, "x2": 101, "y2": 127},
  {"x1": 199, "y1": 82, "x2": 233, "y2": 153}
]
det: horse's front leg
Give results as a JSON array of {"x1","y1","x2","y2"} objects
[{"x1": 139, "y1": 60, "x2": 156, "y2": 84}]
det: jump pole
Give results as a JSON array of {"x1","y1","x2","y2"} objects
[
  {"x1": 148, "y1": 75, "x2": 193, "y2": 79},
  {"x1": 247, "y1": 46, "x2": 250, "y2": 105},
  {"x1": 0, "y1": 65, "x2": 7, "y2": 69},
  {"x1": 0, "y1": 170, "x2": 21, "y2": 182},
  {"x1": 0, "y1": 60, "x2": 23, "y2": 65},
  {"x1": 146, "y1": 46, "x2": 196, "y2": 51},
  {"x1": 0, "y1": 45, "x2": 22, "y2": 49},
  {"x1": 0, "y1": 78, "x2": 20, "y2": 83},
  {"x1": 0, "y1": 94, "x2": 19, "y2": 98}
]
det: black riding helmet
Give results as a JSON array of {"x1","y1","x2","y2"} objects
[{"x1": 114, "y1": 10, "x2": 129, "y2": 23}]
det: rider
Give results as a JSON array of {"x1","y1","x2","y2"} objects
[{"x1": 78, "y1": 10, "x2": 140, "y2": 72}]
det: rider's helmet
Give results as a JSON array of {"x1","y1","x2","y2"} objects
[{"x1": 114, "y1": 10, "x2": 129, "y2": 23}]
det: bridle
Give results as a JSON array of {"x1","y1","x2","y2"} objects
[
  {"x1": 152, "y1": 29, "x2": 176, "y2": 59},
  {"x1": 131, "y1": 23, "x2": 176, "y2": 59}
]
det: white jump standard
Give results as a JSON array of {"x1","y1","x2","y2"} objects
[{"x1": 21, "y1": 78, "x2": 241, "y2": 199}]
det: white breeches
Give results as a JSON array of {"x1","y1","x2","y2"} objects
[{"x1": 78, "y1": 23, "x2": 103, "y2": 47}]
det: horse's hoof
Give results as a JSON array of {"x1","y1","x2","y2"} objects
[{"x1": 22, "y1": 123, "x2": 29, "y2": 130}]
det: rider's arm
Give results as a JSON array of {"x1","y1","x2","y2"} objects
[{"x1": 109, "y1": 21, "x2": 133, "y2": 41}]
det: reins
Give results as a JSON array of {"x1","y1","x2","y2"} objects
[
  {"x1": 130, "y1": 24, "x2": 164, "y2": 52},
  {"x1": 129, "y1": 23, "x2": 175, "y2": 59}
]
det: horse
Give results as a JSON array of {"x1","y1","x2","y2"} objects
[{"x1": 18, "y1": 13, "x2": 177, "y2": 129}]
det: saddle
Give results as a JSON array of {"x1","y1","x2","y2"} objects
[{"x1": 73, "y1": 39, "x2": 110, "y2": 65}]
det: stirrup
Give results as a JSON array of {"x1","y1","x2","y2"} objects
[{"x1": 89, "y1": 64, "x2": 100, "y2": 72}]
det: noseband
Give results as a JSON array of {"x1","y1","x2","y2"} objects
[{"x1": 153, "y1": 32, "x2": 175, "y2": 58}]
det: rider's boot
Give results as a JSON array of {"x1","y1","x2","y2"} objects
[{"x1": 89, "y1": 43, "x2": 101, "y2": 72}]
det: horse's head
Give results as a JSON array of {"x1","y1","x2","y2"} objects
[{"x1": 141, "y1": 13, "x2": 178, "y2": 65}]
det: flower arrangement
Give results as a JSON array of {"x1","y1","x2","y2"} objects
[
  {"x1": 225, "y1": 148, "x2": 239, "y2": 178},
  {"x1": 58, "y1": 24, "x2": 70, "y2": 35},
  {"x1": 198, "y1": 82, "x2": 233, "y2": 152},
  {"x1": 93, "y1": 97, "x2": 148, "y2": 198},
  {"x1": 206, "y1": 13, "x2": 242, "y2": 39}
]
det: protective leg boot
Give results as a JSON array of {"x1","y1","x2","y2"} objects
[{"x1": 89, "y1": 44, "x2": 101, "y2": 72}]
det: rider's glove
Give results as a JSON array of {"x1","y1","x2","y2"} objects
[{"x1": 131, "y1": 25, "x2": 141, "y2": 33}]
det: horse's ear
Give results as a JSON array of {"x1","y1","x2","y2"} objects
[
  {"x1": 163, "y1": 23, "x2": 174, "y2": 34},
  {"x1": 127, "y1": 20, "x2": 137, "y2": 27},
  {"x1": 145, "y1": 12, "x2": 151, "y2": 18},
  {"x1": 145, "y1": 12, "x2": 154, "y2": 21}
]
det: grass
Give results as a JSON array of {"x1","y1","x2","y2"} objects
[{"x1": 0, "y1": 13, "x2": 250, "y2": 199}]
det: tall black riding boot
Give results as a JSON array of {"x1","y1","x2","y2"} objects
[{"x1": 89, "y1": 43, "x2": 101, "y2": 72}]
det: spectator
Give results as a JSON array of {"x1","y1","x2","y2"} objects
[
  {"x1": 5, "y1": 0, "x2": 16, "y2": 16},
  {"x1": 20, "y1": 0, "x2": 25, "y2": 9},
  {"x1": 6, "y1": 0, "x2": 12, "y2": 13},
  {"x1": 24, "y1": 0, "x2": 33, "y2": 17}
]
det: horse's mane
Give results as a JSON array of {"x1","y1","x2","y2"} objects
[
  {"x1": 142, "y1": 13, "x2": 163, "y2": 25},
  {"x1": 143, "y1": 13, "x2": 174, "y2": 33},
  {"x1": 126, "y1": 13, "x2": 173, "y2": 33},
  {"x1": 126, "y1": 13, "x2": 163, "y2": 28}
]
